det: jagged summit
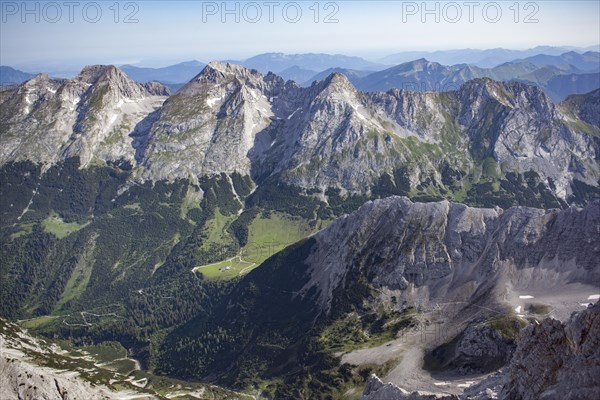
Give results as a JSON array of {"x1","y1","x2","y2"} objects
[
  {"x1": 178, "y1": 61, "x2": 268, "y2": 97},
  {"x1": 195, "y1": 60, "x2": 262, "y2": 82},
  {"x1": 74, "y1": 64, "x2": 167, "y2": 97},
  {"x1": 204, "y1": 60, "x2": 252, "y2": 74},
  {"x1": 23, "y1": 72, "x2": 52, "y2": 85},
  {"x1": 78, "y1": 64, "x2": 120, "y2": 80},
  {"x1": 308, "y1": 71, "x2": 359, "y2": 100},
  {"x1": 309, "y1": 70, "x2": 354, "y2": 88},
  {"x1": 0, "y1": 63, "x2": 168, "y2": 167},
  {"x1": 324, "y1": 71, "x2": 354, "y2": 87}
]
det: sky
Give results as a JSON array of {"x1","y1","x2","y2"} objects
[{"x1": 1, "y1": 0, "x2": 599, "y2": 71}]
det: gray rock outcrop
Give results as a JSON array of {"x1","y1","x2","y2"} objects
[
  {"x1": 362, "y1": 302, "x2": 600, "y2": 400},
  {"x1": 362, "y1": 375, "x2": 458, "y2": 400},
  {"x1": 501, "y1": 302, "x2": 600, "y2": 399}
]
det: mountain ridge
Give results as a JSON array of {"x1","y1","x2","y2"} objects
[
  {"x1": 1, "y1": 63, "x2": 598, "y2": 206},
  {"x1": 157, "y1": 196, "x2": 599, "y2": 395}
]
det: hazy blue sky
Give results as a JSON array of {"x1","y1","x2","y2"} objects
[{"x1": 1, "y1": 0, "x2": 599, "y2": 69}]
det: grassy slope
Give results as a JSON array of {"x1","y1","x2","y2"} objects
[
  {"x1": 195, "y1": 211, "x2": 327, "y2": 280},
  {"x1": 53, "y1": 234, "x2": 98, "y2": 312},
  {"x1": 42, "y1": 213, "x2": 90, "y2": 239}
]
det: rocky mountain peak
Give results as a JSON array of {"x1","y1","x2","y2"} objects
[
  {"x1": 308, "y1": 71, "x2": 360, "y2": 104},
  {"x1": 559, "y1": 88, "x2": 600, "y2": 129},
  {"x1": 459, "y1": 77, "x2": 552, "y2": 109},
  {"x1": 459, "y1": 77, "x2": 514, "y2": 103},
  {"x1": 16, "y1": 73, "x2": 62, "y2": 103},
  {"x1": 177, "y1": 61, "x2": 269, "y2": 98},
  {"x1": 409, "y1": 58, "x2": 442, "y2": 71},
  {"x1": 205, "y1": 60, "x2": 245, "y2": 73},
  {"x1": 320, "y1": 71, "x2": 355, "y2": 90},
  {"x1": 23, "y1": 73, "x2": 53, "y2": 86},
  {"x1": 200, "y1": 61, "x2": 263, "y2": 83},
  {"x1": 77, "y1": 64, "x2": 122, "y2": 84}
]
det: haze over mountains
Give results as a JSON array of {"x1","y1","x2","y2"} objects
[
  {"x1": 0, "y1": 66, "x2": 35, "y2": 86},
  {"x1": 119, "y1": 60, "x2": 206, "y2": 84},
  {"x1": 4, "y1": 46, "x2": 598, "y2": 102},
  {"x1": 1, "y1": 52, "x2": 599, "y2": 399},
  {"x1": 380, "y1": 45, "x2": 600, "y2": 67}
]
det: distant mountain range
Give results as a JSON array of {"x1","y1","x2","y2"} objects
[
  {"x1": 0, "y1": 66, "x2": 35, "y2": 85},
  {"x1": 380, "y1": 45, "x2": 600, "y2": 67},
  {"x1": 119, "y1": 60, "x2": 206, "y2": 84},
  {"x1": 122, "y1": 50, "x2": 600, "y2": 102},
  {"x1": 342, "y1": 56, "x2": 599, "y2": 102},
  {"x1": 511, "y1": 51, "x2": 600, "y2": 72},
  {"x1": 233, "y1": 52, "x2": 386, "y2": 74},
  {"x1": 4, "y1": 48, "x2": 599, "y2": 102}
]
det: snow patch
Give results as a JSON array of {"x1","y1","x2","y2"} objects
[
  {"x1": 519, "y1": 295, "x2": 534, "y2": 299},
  {"x1": 206, "y1": 96, "x2": 221, "y2": 107},
  {"x1": 288, "y1": 108, "x2": 301, "y2": 119},
  {"x1": 587, "y1": 294, "x2": 600, "y2": 300}
]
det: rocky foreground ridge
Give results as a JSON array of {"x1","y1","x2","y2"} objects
[{"x1": 362, "y1": 302, "x2": 600, "y2": 399}]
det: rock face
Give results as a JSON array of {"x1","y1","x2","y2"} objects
[
  {"x1": 0, "y1": 65, "x2": 169, "y2": 167},
  {"x1": 135, "y1": 61, "x2": 285, "y2": 180},
  {"x1": 501, "y1": 302, "x2": 600, "y2": 400},
  {"x1": 559, "y1": 88, "x2": 600, "y2": 129},
  {"x1": 363, "y1": 303, "x2": 600, "y2": 400},
  {"x1": 362, "y1": 375, "x2": 458, "y2": 400},
  {"x1": 1, "y1": 63, "x2": 598, "y2": 202},
  {"x1": 301, "y1": 196, "x2": 599, "y2": 313},
  {"x1": 0, "y1": 354, "x2": 125, "y2": 400},
  {"x1": 426, "y1": 323, "x2": 518, "y2": 375},
  {"x1": 0, "y1": 319, "x2": 156, "y2": 400}
]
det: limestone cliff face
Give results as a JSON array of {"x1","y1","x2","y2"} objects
[
  {"x1": 501, "y1": 302, "x2": 600, "y2": 400},
  {"x1": 362, "y1": 303, "x2": 600, "y2": 400},
  {"x1": 0, "y1": 66, "x2": 168, "y2": 168},
  {"x1": 362, "y1": 376, "x2": 458, "y2": 400},
  {"x1": 135, "y1": 61, "x2": 284, "y2": 180},
  {"x1": 301, "y1": 197, "x2": 599, "y2": 313},
  {"x1": 558, "y1": 88, "x2": 600, "y2": 129},
  {"x1": 0, "y1": 354, "x2": 128, "y2": 400}
]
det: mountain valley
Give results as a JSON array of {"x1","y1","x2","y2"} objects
[{"x1": 0, "y1": 60, "x2": 599, "y2": 399}]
